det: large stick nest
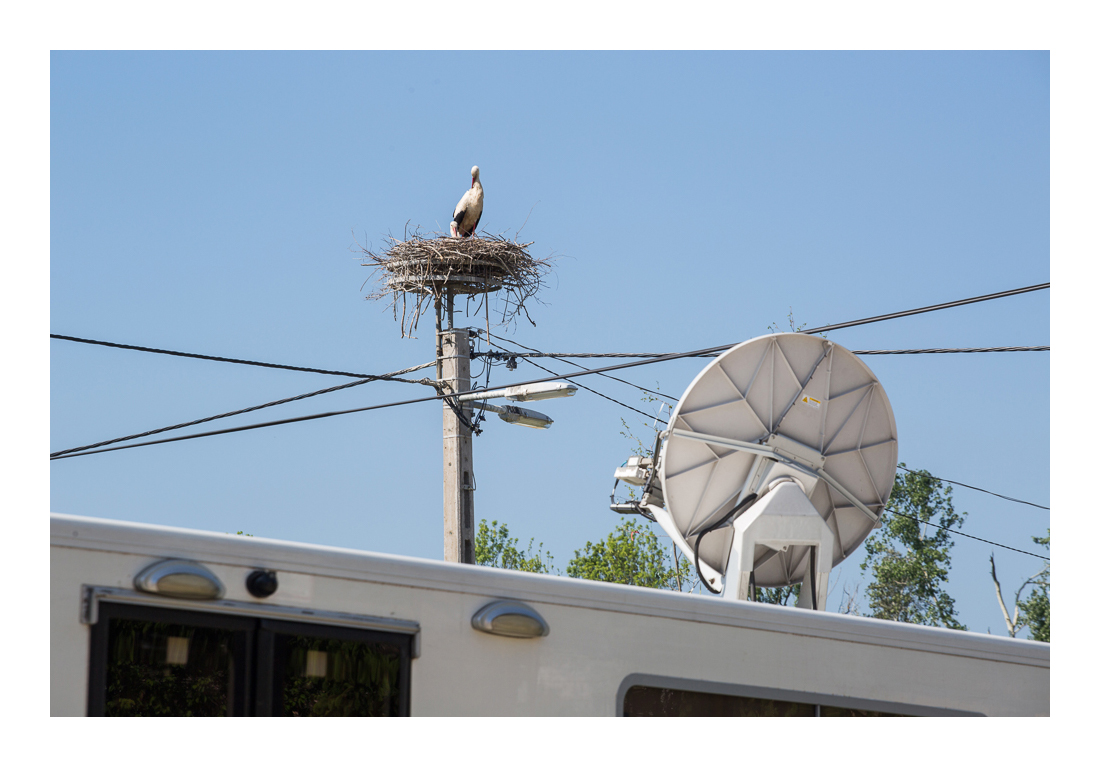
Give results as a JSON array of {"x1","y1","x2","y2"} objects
[{"x1": 358, "y1": 228, "x2": 555, "y2": 337}]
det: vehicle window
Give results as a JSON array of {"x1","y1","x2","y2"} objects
[
  {"x1": 89, "y1": 603, "x2": 410, "y2": 716},
  {"x1": 104, "y1": 618, "x2": 239, "y2": 716},
  {"x1": 622, "y1": 685, "x2": 900, "y2": 717},
  {"x1": 273, "y1": 634, "x2": 403, "y2": 716}
]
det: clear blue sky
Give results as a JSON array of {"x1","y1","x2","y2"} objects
[{"x1": 50, "y1": 51, "x2": 1050, "y2": 636}]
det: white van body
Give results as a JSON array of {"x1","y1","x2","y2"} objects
[{"x1": 51, "y1": 513, "x2": 1049, "y2": 716}]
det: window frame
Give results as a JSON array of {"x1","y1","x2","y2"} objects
[
  {"x1": 87, "y1": 595, "x2": 415, "y2": 717},
  {"x1": 254, "y1": 618, "x2": 412, "y2": 716},
  {"x1": 87, "y1": 601, "x2": 257, "y2": 717}
]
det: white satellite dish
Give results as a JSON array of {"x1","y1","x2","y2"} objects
[{"x1": 612, "y1": 333, "x2": 898, "y2": 608}]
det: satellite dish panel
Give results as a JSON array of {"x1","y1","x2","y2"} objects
[{"x1": 658, "y1": 333, "x2": 898, "y2": 588}]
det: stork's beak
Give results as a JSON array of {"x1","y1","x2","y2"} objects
[{"x1": 471, "y1": 178, "x2": 475, "y2": 188}]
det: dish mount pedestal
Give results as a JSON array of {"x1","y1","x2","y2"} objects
[{"x1": 724, "y1": 479, "x2": 834, "y2": 610}]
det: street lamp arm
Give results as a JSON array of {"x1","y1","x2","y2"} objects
[{"x1": 468, "y1": 401, "x2": 506, "y2": 414}]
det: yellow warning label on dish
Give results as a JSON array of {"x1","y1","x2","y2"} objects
[{"x1": 801, "y1": 395, "x2": 821, "y2": 409}]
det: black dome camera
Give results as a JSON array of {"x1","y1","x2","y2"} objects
[{"x1": 246, "y1": 569, "x2": 278, "y2": 598}]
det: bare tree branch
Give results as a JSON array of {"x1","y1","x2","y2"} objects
[{"x1": 990, "y1": 553, "x2": 1020, "y2": 637}]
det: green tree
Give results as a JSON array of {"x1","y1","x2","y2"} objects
[
  {"x1": 755, "y1": 584, "x2": 800, "y2": 605},
  {"x1": 1019, "y1": 532, "x2": 1050, "y2": 642},
  {"x1": 992, "y1": 530, "x2": 1049, "y2": 642},
  {"x1": 567, "y1": 519, "x2": 692, "y2": 590},
  {"x1": 475, "y1": 520, "x2": 557, "y2": 574},
  {"x1": 860, "y1": 465, "x2": 967, "y2": 630}
]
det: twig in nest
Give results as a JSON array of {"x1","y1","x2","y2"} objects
[{"x1": 358, "y1": 227, "x2": 555, "y2": 338}]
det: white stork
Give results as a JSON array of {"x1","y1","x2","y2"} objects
[{"x1": 450, "y1": 165, "x2": 483, "y2": 238}]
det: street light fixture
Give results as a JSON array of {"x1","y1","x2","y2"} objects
[
  {"x1": 470, "y1": 401, "x2": 555, "y2": 430},
  {"x1": 457, "y1": 381, "x2": 576, "y2": 430},
  {"x1": 456, "y1": 381, "x2": 578, "y2": 404}
]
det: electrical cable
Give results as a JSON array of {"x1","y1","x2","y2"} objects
[
  {"x1": 51, "y1": 390, "x2": 455, "y2": 460},
  {"x1": 474, "y1": 284, "x2": 1051, "y2": 382},
  {"x1": 443, "y1": 396, "x2": 480, "y2": 434},
  {"x1": 855, "y1": 346, "x2": 1049, "y2": 355},
  {"x1": 487, "y1": 336, "x2": 678, "y2": 402},
  {"x1": 50, "y1": 349, "x2": 1053, "y2": 558},
  {"x1": 799, "y1": 283, "x2": 1048, "y2": 335},
  {"x1": 491, "y1": 335, "x2": 1048, "y2": 515},
  {"x1": 52, "y1": 283, "x2": 1048, "y2": 459},
  {"x1": 50, "y1": 286, "x2": 1053, "y2": 563},
  {"x1": 694, "y1": 493, "x2": 759, "y2": 594},
  {"x1": 470, "y1": 341, "x2": 492, "y2": 433},
  {"x1": 55, "y1": 284, "x2": 1048, "y2": 385},
  {"x1": 809, "y1": 548, "x2": 817, "y2": 610},
  {"x1": 54, "y1": 356, "x2": 1051, "y2": 518},
  {"x1": 884, "y1": 508, "x2": 1049, "y2": 561},
  {"x1": 50, "y1": 362, "x2": 440, "y2": 458},
  {"x1": 49, "y1": 334, "x2": 431, "y2": 380},
  {"x1": 510, "y1": 354, "x2": 670, "y2": 426},
  {"x1": 897, "y1": 465, "x2": 1048, "y2": 510},
  {"x1": 473, "y1": 345, "x2": 1050, "y2": 359}
]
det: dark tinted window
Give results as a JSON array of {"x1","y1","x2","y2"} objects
[
  {"x1": 623, "y1": 685, "x2": 900, "y2": 717},
  {"x1": 105, "y1": 618, "x2": 238, "y2": 716},
  {"x1": 275, "y1": 635, "x2": 403, "y2": 716},
  {"x1": 89, "y1": 603, "x2": 410, "y2": 716},
  {"x1": 819, "y1": 704, "x2": 899, "y2": 717}
]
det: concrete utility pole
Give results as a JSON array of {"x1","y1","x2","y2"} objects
[
  {"x1": 438, "y1": 296, "x2": 475, "y2": 564},
  {"x1": 367, "y1": 232, "x2": 560, "y2": 567}
]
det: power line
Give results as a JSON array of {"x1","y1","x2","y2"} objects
[
  {"x1": 50, "y1": 361, "x2": 438, "y2": 458},
  {"x1": 49, "y1": 334, "x2": 427, "y2": 380},
  {"x1": 487, "y1": 335, "x2": 679, "y2": 402},
  {"x1": 897, "y1": 465, "x2": 1048, "y2": 510},
  {"x1": 799, "y1": 283, "x2": 1048, "y2": 335},
  {"x1": 481, "y1": 283, "x2": 1053, "y2": 379},
  {"x1": 885, "y1": 508, "x2": 1049, "y2": 561},
  {"x1": 495, "y1": 341, "x2": 1050, "y2": 513},
  {"x1": 54, "y1": 283, "x2": 1048, "y2": 380},
  {"x1": 855, "y1": 346, "x2": 1049, "y2": 355},
  {"x1": 52, "y1": 383, "x2": 1050, "y2": 559},
  {"x1": 50, "y1": 286, "x2": 1053, "y2": 564},
  {"x1": 51, "y1": 389, "x2": 451, "y2": 460},
  {"x1": 506, "y1": 353, "x2": 669, "y2": 426},
  {"x1": 518, "y1": 339, "x2": 1051, "y2": 526},
  {"x1": 51, "y1": 321, "x2": 1052, "y2": 558},
  {"x1": 52, "y1": 282, "x2": 1049, "y2": 460},
  {"x1": 486, "y1": 312, "x2": 1051, "y2": 560},
  {"x1": 474, "y1": 345, "x2": 1050, "y2": 359},
  {"x1": 485, "y1": 318, "x2": 1049, "y2": 514}
]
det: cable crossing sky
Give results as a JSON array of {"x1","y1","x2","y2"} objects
[
  {"x1": 51, "y1": 282, "x2": 1051, "y2": 560},
  {"x1": 51, "y1": 282, "x2": 1050, "y2": 461}
]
